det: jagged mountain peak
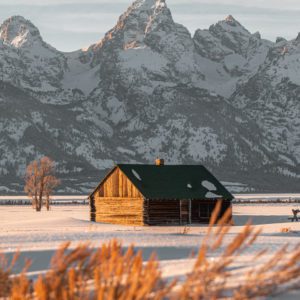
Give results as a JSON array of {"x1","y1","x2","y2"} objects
[
  {"x1": 196, "y1": 14, "x2": 259, "y2": 58},
  {"x1": 0, "y1": 15, "x2": 42, "y2": 47},
  {"x1": 131, "y1": 0, "x2": 167, "y2": 10},
  {"x1": 224, "y1": 15, "x2": 238, "y2": 24},
  {"x1": 212, "y1": 15, "x2": 250, "y2": 35},
  {"x1": 93, "y1": 0, "x2": 173, "y2": 50}
]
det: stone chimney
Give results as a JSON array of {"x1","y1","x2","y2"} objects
[{"x1": 155, "y1": 158, "x2": 164, "y2": 166}]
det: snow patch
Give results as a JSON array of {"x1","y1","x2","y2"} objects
[
  {"x1": 132, "y1": 169, "x2": 142, "y2": 181},
  {"x1": 63, "y1": 51, "x2": 99, "y2": 95},
  {"x1": 119, "y1": 48, "x2": 168, "y2": 74},
  {"x1": 0, "y1": 186, "x2": 12, "y2": 193},
  {"x1": 187, "y1": 127, "x2": 227, "y2": 163},
  {"x1": 202, "y1": 180, "x2": 217, "y2": 191},
  {"x1": 205, "y1": 191, "x2": 221, "y2": 198},
  {"x1": 224, "y1": 54, "x2": 247, "y2": 71},
  {"x1": 117, "y1": 147, "x2": 136, "y2": 156}
]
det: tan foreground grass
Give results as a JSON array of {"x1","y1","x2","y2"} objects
[
  {"x1": 0, "y1": 201, "x2": 300, "y2": 300},
  {"x1": 280, "y1": 227, "x2": 292, "y2": 233}
]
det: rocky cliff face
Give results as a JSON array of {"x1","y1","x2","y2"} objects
[{"x1": 0, "y1": 0, "x2": 299, "y2": 194}]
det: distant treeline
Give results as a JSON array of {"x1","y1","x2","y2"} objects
[
  {"x1": 0, "y1": 200, "x2": 88, "y2": 206},
  {"x1": 233, "y1": 198, "x2": 300, "y2": 204}
]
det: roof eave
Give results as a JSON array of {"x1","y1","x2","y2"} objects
[{"x1": 88, "y1": 166, "x2": 118, "y2": 199}]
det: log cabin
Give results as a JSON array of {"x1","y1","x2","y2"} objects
[{"x1": 89, "y1": 159, "x2": 233, "y2": 226}]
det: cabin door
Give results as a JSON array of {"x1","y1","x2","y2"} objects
[
  {"x1": 180, "y1": 200, "x2": 191, "y2": 225},
  {"x1": 191, "y1": 201, "x2": 217, "y2": 223}
]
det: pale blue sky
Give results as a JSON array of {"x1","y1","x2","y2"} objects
[{"x1": 0, "y1": 0, "x2": 300, "y2": 52}]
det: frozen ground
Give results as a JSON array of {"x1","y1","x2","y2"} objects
[{"x1": 0, "y1": 203, "x2": 299, "y2": 298}]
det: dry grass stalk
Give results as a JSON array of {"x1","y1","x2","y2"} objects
[
  {"x1": 177, "y1": 201, "x2": 300, "y2": 299},
  {"x1": 93, "y1": 244, "x2": 175, "y2": 300},
  {"x1": 0, "y1": 252, "x2": 18, "y2": 297},
  {"x1": 0, "y1": 251, "x2": 32, "y2": 300},
  {"x1": 234, "y1": 244, "x2": 300, "y2": 299},
  {"x1": 33, "y1": 242, "x2": 93, "y2": 300},
  {"x1": 4, "y1": 240, "x2": 174, "y2": 300},
  {"x1": 179, "y1": 226, "x2": 191, "y2": 235}
]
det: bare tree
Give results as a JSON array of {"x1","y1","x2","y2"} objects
[
  {"x1": 44, "y1": 175, "x2": 60, "y2": 211},
  {"x1": 24, "y1": 157, "x2": 60, "y2": 211},
  {"x1": 24, "y1": 160, "x2": 40, "y2": 210}
]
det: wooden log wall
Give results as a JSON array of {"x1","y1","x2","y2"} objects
[
  {"x1": 180, "y1": 200, "x2": 189, "y2": 225},
  {"x1": 92, "y1": 167, "x2": 144, "y2": 225},
  {"x1": 144, "y1": 199, "x2": 181, "y2": 225},
  {"x1": 94, "y1": 197, "x2": 144, "y2": 225},
  {"x1": 90, "y1": 196, "x2": 96, "y2": 222}
]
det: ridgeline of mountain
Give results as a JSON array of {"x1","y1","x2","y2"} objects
[{"x1": 0, "y1": 0, "x2": 299, "y2": 194}]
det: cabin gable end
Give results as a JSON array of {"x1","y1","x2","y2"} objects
[{"x1": 94, "y1": 167, "x2": 143, "y2": 198}]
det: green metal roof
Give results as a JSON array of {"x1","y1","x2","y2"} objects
[{"x1": 116, "y1": 164, "x2": 233, "y2": 200}]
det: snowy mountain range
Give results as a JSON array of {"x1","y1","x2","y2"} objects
[{"x1": 0, "y1": 0, "x2": 299, "y2": 194}]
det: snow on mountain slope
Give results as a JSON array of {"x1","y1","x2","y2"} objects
[
  {"x1": 0, "y1": 16, "x2": 43, "y2": 48},
  {"x1": 193, "y1": 15, "x2": 272, "y2": 97},
  {"x1": 0, "y1": 0, "x2": 299, "y2": 193},
  {"x1": 62, "y1": 50, "x2": 100, "y2": 96},
  {"x1": 0, "y1": 16, "x2": 71, "y2": 104},
  {"x1": 230, "y1": 35, "x2": 300, "y2": 175}
]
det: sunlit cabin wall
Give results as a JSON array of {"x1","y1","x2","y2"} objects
[
  {"x1": 93, "y1": 168, "x2": 144, "y2": 225},
  {"x1": 98, "y1": 168, "x2": 142, "y2": 198}
]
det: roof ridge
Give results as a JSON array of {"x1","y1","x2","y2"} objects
[{"x1": 116, "y1": 164, "x2": 233, "y2": 200}]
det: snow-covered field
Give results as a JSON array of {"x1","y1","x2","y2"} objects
[
  {"x1": 0, "y1": 204, "x2": 300, "y2": 299},
  {"x1": 0, "y1": 203, "x2": 299, "y2": 298}
]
